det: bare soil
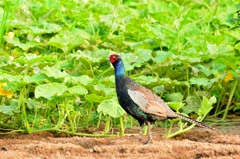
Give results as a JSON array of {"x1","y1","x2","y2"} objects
[{"x1": 0, "y1": 124, "x2": 240, "y2": 159}]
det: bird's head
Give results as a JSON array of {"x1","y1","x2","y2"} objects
[
  {"x1": 109, "y1": 54, "x2": 121, "y2": 64},
  {"x1": 109, "y1": 54, "x2": 125, "y2": 76}
]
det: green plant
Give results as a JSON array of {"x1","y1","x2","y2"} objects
[{"x1": 0, "y1": 0, "x2": 239, "y2": 137}]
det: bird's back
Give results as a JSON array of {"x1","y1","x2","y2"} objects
[{"x1": 115, "y1": 75, "x2": 178, "y2": 124}]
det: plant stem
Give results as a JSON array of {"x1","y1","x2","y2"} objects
[
  {"x1": 31, "y1": 107, "x2": 38, "y2": 130},
  {"x1": 31, "y1": 128, "x2": 119, "y2": 137},
  {"x1": 104, "y1": 115, "x2": 111, "y2": 135},
  {"x1": 166, "y1": 120, "x2": 174, "y2": 136},
  {"x1": 86, "y1": 102, "x2": 93, "y2": 127},
  {"x1": 186, "y1": 65, "x2": 190, "y2": 97},
  {"x1": 96, "y1": 67, "x2": 112, "y2": 79},
  {"x1": 222, "y1": 78, "x2": 238, "y2": 120},
  {"x1": 19, "y1": 86, "x2": 31, "y2": 134},
  {"x1": 0, "y1": 130, "x2": 24, "y2": 134},
  {"x1": 0, "y1": 122, "x2": 18, "y2": 130},
  {"x1": 214, "y1": 88, "x2": 223, "y2": 114},
  {"x1": 210, "y1": 105, "x2": 234, "y2": 117},
  {"x1": 165, "y1": 124, "x2": 195, "y2": 138},
  {"x1": 66, "y1": 102, "x2": 75, "y2": 134},
  {"x1": 55, "y1": 104, "x2": 67, "y2": 129},
  {"x1": 89, "y1": 62, "x2": 95, "y2": 78},
  {"x1": 67, "y1": 113, "x2": 75, "y2": 133},
  {"x1": 97, "y1": 112, "x2": 102, "y2": 128},
  {"x1": 0, "y1": 0, "x2": 11, "y2": 44}
]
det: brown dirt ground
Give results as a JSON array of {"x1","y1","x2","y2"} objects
[{"x1": 0, "y1": 124, "x2": 240, "y2": 159}]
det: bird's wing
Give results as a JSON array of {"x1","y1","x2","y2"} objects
[{"x1": 127, "y1": 88, "x2": 168, "y2": 117}]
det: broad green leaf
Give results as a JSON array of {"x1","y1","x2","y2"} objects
[
  {"x1": 190, "y1": 77, "x2": 212, "y2": 88},
  {"x1": 101, "y1": 75, "x2": 115, "y2": 85},
  {"x1": 43, "y1": 66, "x2": 68, "y2": 79},
  {"x1": 168, "y1": 102, "x2": 185, "y2": 112},
  {"x1": 134, "y1": 75, "x2": 158, "y2": 85},
  {"x1": 209, "y1": 96, "x2": 217, "y2": 104},
  {"x1": 25, "y1": 99, "x2": 45, "y2": 109},
  {"x1": 0, "y1": 105, "x2": 19, "y2": 115},
  {"x1": 48, "y1": 28, "x2": 91, "y2": 52},
  {"x1": 121, "y1": 53, "x2": 136, "y2": 71},
  {"x1": 166, "y1": 92, "x2": 183, "y2": 102},
  {"x1": 233, "y1": 103, "x2": 240, "y2": 112},
  {"x1": 85, "y1": 94, "x2": 105, "y2": 103},
  {"x1": 134, "y1": 49, "x2": 152, "y2": 67},
  {"x1": 198, "y1": 96, "x2": 216, "y2": 117},
  {"x1": 35, "y1": 83, "x2": 68, "y2": 100},
  {"x1": 195, "y1": 64, "x2": 212, "y2": 77},
  {"x1": 212, "y1": 62, "x2": 226, "y2": 75},
  {"x1": 57, "y1": 60, "x2": 73, "y2": 69},
  {"x1": 0, "y1": 73, "x2": 22, "y2": 82},
  {"x1": 23, "y1": 74, "x2": 46, "y2": 84},
  {"x1": 179, "y1": 56, "x2": 201, "y2": 64},
  {"x1": 127, "y1": 39, "x2": 159, "y2": 49},
  {"x1": 218, "y1": 55, "x2": 238, "y2": 71},
  {"x1": 210, "y1": 76, "x2": 224, "y2": 84},
  {"x1": 152, "y1": 51, "x2": 171, "y2": 63},
  {"x1": 207, "y1": 44, "x2": 218, "y2": 55},
  {"x1": 71, "y1": 75, "x2": 93, "y2": 86},
  {"x1": 158, "y1": 78, "x2": 182, "y2": 86},
  {"x1": 182, "y1": 95, "x2": 201, "y2": 114},
  {"x1": 28, "y1": 21, "x2": 62, "y2": 34},
  {"x1": 78, "y1": 49, "x2": 110, "y2": 63},
  {"x1": 25, "y1": 53, "x2": 38, "y2": 60},
  {"x1": 68, "y1": 85, "x2": 88, "y2": 95},
  {"x1": 1, "y1": 82, "x2": 21, "y2": 92},
  {"x1": 94, "y1": 83, "x2": 115, "y2": 96},
  {"x1": 97, "y1": 98, "x2": 125, "y2": 118},
  {"x1": 4, "y1": 36, "x2": 40, "y2": 51},
  {"x1": 15, "y1": 54, "x2": 58, "y2": 66},
  {"x1": 152, "y1": 85, "x2": 165, "y2": 95}
]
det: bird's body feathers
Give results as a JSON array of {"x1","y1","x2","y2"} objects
[{"x1": 116, "y1": 75, "x2": 178, "y2": 125}]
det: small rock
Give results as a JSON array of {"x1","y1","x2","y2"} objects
[
  {"x1": 1, "y1": 147, "x2": 8, "y2": 151},
  {"x1": 93, "y1": 145, "x2": 102, "y2": 153}
]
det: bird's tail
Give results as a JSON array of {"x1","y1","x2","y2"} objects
[{"x1": 175, "y1": 112, "x2": 215, "y2": 130}]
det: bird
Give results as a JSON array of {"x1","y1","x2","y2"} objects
[{"x1": 109, "y1": 54, "x2": 215, "y2": 144}]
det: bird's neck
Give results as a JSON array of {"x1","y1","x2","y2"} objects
[{"x1": 114, "y1": 61, "x2": 126, "y2": 77}]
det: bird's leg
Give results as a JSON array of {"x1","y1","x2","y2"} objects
[
  {"x1": 138, "y1": 124, "x2": 145, "y2": 141},
  {"x1": 143, "y1": 121, "x2": 152, "y2": 145}
]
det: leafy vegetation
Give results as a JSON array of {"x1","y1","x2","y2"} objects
[{"x1": 0, "y1": 0, "x2": 239, "y2": 137}]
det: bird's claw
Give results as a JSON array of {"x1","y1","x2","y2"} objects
[
  {"x1": 138, "y1": 134, "x2": 152, "y2": 145},
  {"x1": 143, "y1": 135, "x2": 152, "y2": 145}
]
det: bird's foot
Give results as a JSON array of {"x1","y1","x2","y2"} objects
[
  {"x1": 138, "y1": 134, "x2": 152, "y2": 145},
  {"x1": 143, "y1": 134, "x2": 152, "y2": 145}
]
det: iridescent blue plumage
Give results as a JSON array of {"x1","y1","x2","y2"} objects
[{"x1": 113, "y1": 59, "x2": 125, "y2": 77}]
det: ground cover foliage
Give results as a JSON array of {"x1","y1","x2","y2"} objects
[{"x1": 0, "y1": 0, "x2": 239, "y2": 137}]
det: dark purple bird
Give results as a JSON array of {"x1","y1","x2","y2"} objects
[{"x1": 109, "y1": 54, "x2": 214, "y2": 144}]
